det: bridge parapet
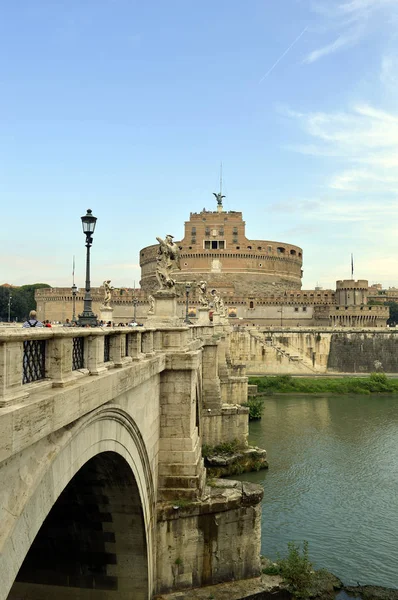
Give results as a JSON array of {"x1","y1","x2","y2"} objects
[{"x1": 0, "y1": 325, "x2": 210, "y2": 408}]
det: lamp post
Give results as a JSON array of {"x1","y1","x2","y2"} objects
[
  {"x1": 281, "y1": 291, "x2": 287, "y2": 327},
  {"x1": 7, "y1": 292, "x2": 12, "y2": 323},
  {"x1": 184, "y1": 283, "x2": 191, "y2": 324},
  {"x1": 133, "y1": 297, "x2": 138, "y2": 323},
  {"x1": 77, "y1": 209, "x2": 98, "y2": 327},
  {"x1": 72, "y1": 283, "x2": 78, "y2": 323}
]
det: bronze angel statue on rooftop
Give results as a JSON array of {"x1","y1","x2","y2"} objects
[
  {"x1": 213, "y1": 192, "x2": 225, "y2": 206},
  {"x1": 155, "y1": 234, "x2": 181, "y2": 290}
]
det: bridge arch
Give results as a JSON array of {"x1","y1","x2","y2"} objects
[{"x1": 3, "y1": 405, "x2": 155, "y2": 600}]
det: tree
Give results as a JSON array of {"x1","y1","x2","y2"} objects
[
  {"x1": 385, "y1": 301, "x2": 398, "y2": 325},
  {"x1": 0, "y1": 284, "x2": 51, "y2": 322}
]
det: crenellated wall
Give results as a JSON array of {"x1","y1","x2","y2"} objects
[{"x1": 230, "y1": 327, "x2": 398, "y2": 374}]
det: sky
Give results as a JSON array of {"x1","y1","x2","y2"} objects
[{"x1": 1, "y1": 0, "x2": 398, "y2": 291}]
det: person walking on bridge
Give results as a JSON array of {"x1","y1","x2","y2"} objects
[{"x1": 22, "y1": 310, "x2": 44, "y2": 328}]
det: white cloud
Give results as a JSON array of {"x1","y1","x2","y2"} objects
[
  {"x1": 303, "y1": 31, "x2": 360, "y2": 64},
  {"x1": 305, "y1": 0, "x2": 397, "y2": 63},
  {"x1": 287, "y1": 99, "x2": 398, "y2": 193}
]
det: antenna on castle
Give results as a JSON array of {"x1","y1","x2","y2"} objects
[
  {"x1": 72, "y1": 255, "x2": 75, "y2": 285},
  {"x1": 351, "y1": 253, "x2": 354, "y2": 280},
  {"x1": 213, "y1": 161, "x2": 226, "y2": 212}
]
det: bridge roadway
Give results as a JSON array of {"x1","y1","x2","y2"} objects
[{"x1": 0, "y1": 323, "x2": 260, "y2": 600}]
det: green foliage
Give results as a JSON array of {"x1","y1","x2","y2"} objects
[
  {"x1": 0, "y1": 283, "x2": 51, "y2": 322},
  {"x1": 202, "y1": 439, "x2": 245, "y2": 458},
  {"x1": 276, "y1": 541, "x2": 314, "y2": 599},
  {"x1": 262, "y1": 564, "x2": 281, "y2": 575},
  {"x1": 386, "y1": 301, "x2": 398, "y2": 325},
  {"x1": 248, "y1": 374, "x2": 398, "y2": 395},
  {"x1": 174, "y1": 557, "x2": 183, "y2": 566},
  {"x1": 243, "y1": 396, "x2": 265, "y2": 420}
]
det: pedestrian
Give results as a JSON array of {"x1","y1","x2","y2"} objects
[
  {"x1": 22, "y1": 310, "x2": 44, "y2": 328},
  {"x1": 63, "y1": 319, "x2": 72, "y2": 327}
]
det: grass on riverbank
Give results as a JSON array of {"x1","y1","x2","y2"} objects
[{"x1": 249, "y1": 373, "x2": 398, "y2": 395}]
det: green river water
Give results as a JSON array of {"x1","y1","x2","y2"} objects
[{"x1": 236, "y1": 394, "x2": 398, "y2": 589}]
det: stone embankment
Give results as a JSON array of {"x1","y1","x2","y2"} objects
[
  {"x1": 205, "y1": 447, "x2": 268, "y2": 478},
  {"x1": 155, "y1": 569, "x2": 398, "y2": 600}
]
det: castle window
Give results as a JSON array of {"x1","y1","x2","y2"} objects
[
  {"x1": 247, "y1": 245, "x2": 252, "y2": 250},
  {"x1": 259, "y1": 263, "x2": 262, "y2": 267},
  {"x1": 298, "y1": 252, "x2": 302, "y2": 257},
  {"x1": 205, "y1": 240, "x2": 225, "y2": 250},
  {"x1": 290, "y1": 249, "x2": 296, "y2": 255},
  {"x1": 191, "y1": 238, "x2": 196, "y2": 244},
  {"x1": 233, "y1": 237, "x2": 238, "y2": 244},
  {"x1": 268, "y1": 246, "x2": 272, "y2": 252},
  {"x1": 258, "y1": 246, "x2": 262, "y2": 250},
  {"x1": 191, "y1": 227, "x2": 196, "y2": 235},
  {"x1": 236, "y1": 246, "x2": 240, "y2": 249},
  {"x1": 205, "y1": 227, "x2": 210, "y2": 236},
  {"x1": 277, "y1": 247, "x2": 285, "y2": 254},
  {"x1": 249, "y1": 301, "x2": 254, "y2": 309},
  {"x1": 294, "y1": 307, "x2": 299, "y2": 312},
  {"x1": 219, "y1": 228, "x2": 224, "y2": 236},
  {"x1": 303, "y1": 306, "x2": 307, "y2": 312},
  {"x1": 233, "y1": 227, "x2": 238, "y2": 234}
]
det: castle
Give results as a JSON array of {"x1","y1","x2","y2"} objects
[{"x1": 35, "y1": 196, "x2": 389, "y2": 327}]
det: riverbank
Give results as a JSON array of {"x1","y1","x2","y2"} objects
[
  {"x1": 154, "y1": 568, "x2": 398, "y2": 600},
  {"x1": 248, "y1": 374, "x2": 398, "y2": 395}
]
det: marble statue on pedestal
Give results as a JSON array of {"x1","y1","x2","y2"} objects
[
  {"x1": 148, "y1": 295, "x2": 155, "y2": 315},
  {"x1": 103, "y1": 280, "x2": 114, "y2": 307},
  {"x1": 155, "y1": 234, "x2": 181, "y2": 290},
  {"x1": 197, "y1": 280, "x2": 209, "y2": 308},
  {"x1": 211, "y1": 288, "x2": 226, "y2": 317}
]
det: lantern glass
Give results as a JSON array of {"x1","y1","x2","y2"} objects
[{"x1": 81, "y1": 209, "x2": 97, "y2": 235}]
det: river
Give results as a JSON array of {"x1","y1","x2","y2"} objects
[{"x1": 236, "y1": 394, "x2": 398, "y2": 589}]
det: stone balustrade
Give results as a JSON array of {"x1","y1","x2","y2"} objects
[{"x1": 0, "y1": 325, "x2": 208, "y2": 408}]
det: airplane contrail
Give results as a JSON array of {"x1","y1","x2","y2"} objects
[{"x1": 259, "y1": 26, "x2": 308, "y2": 84}]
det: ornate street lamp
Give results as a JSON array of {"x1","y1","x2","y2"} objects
[
  {"x1": 184, "y1": 283, "x2": 191, "y2": 324},
  {"x1": 133, "y1": 297, "x2": 138, "y2": 323},
  {"x1": 72, "y1": 283, "x2": 78, "y2": 323},
  {"x1": 77, "y1": 209, "x2": 98, "y2": 327}
]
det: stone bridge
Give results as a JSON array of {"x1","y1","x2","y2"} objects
[{"x1": 0, "y1": 323, "x2": 261, "y2": 600}]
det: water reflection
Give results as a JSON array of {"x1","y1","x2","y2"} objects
[{"x1": 236, "y1": 394, "x2": 398, "y2": 589}]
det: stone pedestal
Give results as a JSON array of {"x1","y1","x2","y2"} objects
[
  {"x1": 212, "y1": 311, "x2": 221, "y2": 325},
  {"x1": 99, "y1": 305, "x2": 113, "y2": 324},
  {"x1": 146, "y1": 290, "x2": 180, "y2": 325},
  {"x1": 197, "y1": 306, "x2": 210, "y2": 325}
]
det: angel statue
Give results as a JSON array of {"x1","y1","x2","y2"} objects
[
  {"x1": 197, "y1": 280, "x2": 209, "y2": 307},
  {"x1": 148, "y1": 295, "x2": 155, "y2": 315},
  {"x1": 211, "y1": 288, "x2": 226, "y2": 316},
  {"x1": 155, "y1": 234, "x2": 181, "y2": 290},
  {"x1": 213, "y1": 192, "x2": 225, "y2": 206},
  {"x1": 103, "y1": 280, "x2": 114, "y2": 307}
]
